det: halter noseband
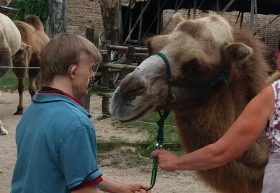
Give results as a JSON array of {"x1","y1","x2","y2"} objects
[
  {"x1": 153, "y1": 51, "x2": 173, "y2": 106},
  {"x1": 153, "y1": 51, "x2": 230, "y2": 91}
]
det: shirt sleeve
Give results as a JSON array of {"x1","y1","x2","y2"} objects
[{"x1": 59, "y1": 128, "x2": 102, "y2": 189}]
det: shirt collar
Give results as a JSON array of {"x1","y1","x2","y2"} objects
[
  {"x1": 33, "y1": 88, "x2": 90, "y2": 118},
  {"x1": 39, "y1": 87, "x2": 82, "y2": 105}
]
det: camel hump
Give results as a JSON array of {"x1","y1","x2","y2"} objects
[{"x1": 24, "y1": 15, "x2": 44, "y2": 31}]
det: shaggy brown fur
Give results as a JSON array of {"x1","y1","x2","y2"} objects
[
  {"x1": 172, "y1": 29, "x2": 269, "y2": 193},
  {"x1": 110, "y1": 14, "x2": 272, "y2": 193},
  {"x1": 13, "y1": 15, "x2": 49, "y2": 114},
  {"x1": 155, "y1": 18, "x2": 269, "y2": 193},
  {"x1": 266, "y1": 71, "x2": 280, "y2": 84}
]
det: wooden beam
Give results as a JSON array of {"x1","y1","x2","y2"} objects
[{"x1": 101, "y1": 63, "x2": 138, "y2": 70}]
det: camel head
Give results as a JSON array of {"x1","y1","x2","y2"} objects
[
  {"x1": 110, "y1": 14, "x2": 253, "y2": 121},
  {"x1": 13, "y1": 43, "x2": 32, "y2": 66},
  {"x1": 12, "y1": 43, "x2": 32, "y2": 73}
]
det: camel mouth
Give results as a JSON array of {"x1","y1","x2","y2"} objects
[
  {"x1": 110, "y1": 88, "x2": 155, "y2": 122},
  {"x1": 117, "y1": 104, "x2": 154, "y2": 122}
]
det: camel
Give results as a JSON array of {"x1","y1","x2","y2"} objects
[
  {"x1": 0, "y1": 13, "x2": 21, "y2": 135},
  {"x1": 12, "y1": 15, "x2": 49, "y2": 115},
  {"x1": 110, "y1": 14, "x2": 271, "y2": 193}
]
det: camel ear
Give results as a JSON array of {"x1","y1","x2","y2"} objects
[
  {"x1": 223, "y1": 43, "x2": 253, "y2": 63},
  {"x1": 172, "y1": 12, "x2": 186, "y2": 26},
  {"x1": 143, "y1": 36, "x2": 154, "y2": 55},
  {"x1": 145, "y1": 35, "x2": 169, "y2": 55}
]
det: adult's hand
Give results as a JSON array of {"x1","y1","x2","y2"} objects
[{"x1": 151, "y1": 150, "x2": 180, "y2": 171}]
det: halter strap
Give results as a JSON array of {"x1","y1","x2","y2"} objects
[
  {"x1": 154, "y1": 51, "x2": 229, "y2": 90},
  {"x1": 153, "y1": 51, "x2": 173, "y2": 102},
  {"x1": 146, "y1": 51, "x2": 171, "y2": 190},
  {"x1": 153, "y1": 51, "x2": 172, "y2": 81}
]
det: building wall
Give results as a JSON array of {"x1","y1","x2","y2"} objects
[{"x1": 67, "y1": 0, "x2": 104, "y2": 44}]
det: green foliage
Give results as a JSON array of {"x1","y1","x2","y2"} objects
[
  {"x1": 0, "y1": 70, "x2": 28, "y2": 91},
  {"x1": 10, "y1": 0, "x2": 49, "y2": 24}
]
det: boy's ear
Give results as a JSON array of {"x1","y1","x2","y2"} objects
[{"x1": 68, "y1": 65, "x2": 77, "y2": 78}]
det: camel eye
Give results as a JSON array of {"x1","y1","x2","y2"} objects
[{"x1": 182, "y1": 58, "x2": 206, "y2": 74}]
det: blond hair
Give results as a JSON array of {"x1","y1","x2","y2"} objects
[{"x1": 40, "y1": 33, "x2": 102, "y2": 84}]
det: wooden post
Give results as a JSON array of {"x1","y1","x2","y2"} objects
[
  {"x1": 79, "y1": 28, "x2": 96, "y2": 112},
  {"x1": 99, "y1": 0, "x2": 122, "y2": 118},
  {"x1": 99, "y1": 0, "x2": 122, "y2": 45},
  {"x1": 100, "y1": 53, "x2": 111, "y2": 118}
]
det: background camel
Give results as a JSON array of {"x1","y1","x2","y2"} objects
[
  {"x1": 12, "y1": 15, "x2": 49, "y2": 115},
  {"x1": 0, "y1": 12, "x2": 21, "y2": 135},
  {"x1": 110, "y1": 14, "x2": 271, "y2": 193}
]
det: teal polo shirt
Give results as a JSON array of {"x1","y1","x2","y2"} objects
[{"x1": 11, "y1": 93, "x2": 102, "y2": 193}]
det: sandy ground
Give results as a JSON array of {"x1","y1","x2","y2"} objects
[{"x1": 0, "y1": 91, "x2": 216, "y2": 193}]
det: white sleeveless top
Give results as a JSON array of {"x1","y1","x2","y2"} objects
[{"x1": 266, "y1": 79, "x2": 280, "y2": 154}]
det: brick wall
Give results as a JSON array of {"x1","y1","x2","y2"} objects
[{"x1": 67, "y1": 0, "x2": 104, "y2": 44}]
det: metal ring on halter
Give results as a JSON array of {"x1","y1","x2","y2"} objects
[{"x1": 169, "y1": 93, "x2": 176, "y2": 103}]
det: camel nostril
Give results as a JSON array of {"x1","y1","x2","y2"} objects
[{"x1": 120, "y1": 75, "x2": 146, "y2": 98}]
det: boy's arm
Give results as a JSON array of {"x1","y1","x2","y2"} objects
[{"x1": 100, "y1": 175, "x2": 150, "y2": 193}]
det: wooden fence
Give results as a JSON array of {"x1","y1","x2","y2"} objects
[{"x1": 98, "y1": 44, "x2": 149, "y2": 117}]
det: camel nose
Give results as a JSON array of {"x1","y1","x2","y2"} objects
[{"x1": 119, "y1": 73, "x2": 146, "y2": 98}]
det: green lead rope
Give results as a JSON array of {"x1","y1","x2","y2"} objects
[
  {"x1": 149, "y1": 158, "x2": 159, "y2": 189},
  {"x1": 147, "y1": 110, "x2": 170, "y2": 190},
  {"x1": 147, "y1": 51, "x2": 171, "y2": 190}
]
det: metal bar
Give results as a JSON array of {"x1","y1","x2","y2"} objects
[
  {"x1": 101, "y1": 63, "x2": 138, "y2": 70},
  {"x1": 235, "y1": 11, "x2": 241, "y2": 24},
  {"x1": 221, "y1": 0, "x2": 235, "y2": 14},
  {"x1": 240, "y1": 11, "x2": 244, "y2": 28},
  {"x1": 124, "y1": 0, "x2": 152, "y2": 44},
  {"x1": 249, "y1": 0, "x2": 256, "y2": 33},
  {"x1": 0, "y1": 66, "x2": 40, "y2": 69},
  {"x1": 216, "y1": 0, "x2": 220, "y2": 12},
  {"x1": 143, "y1": 0, "x2": 169, "y2": 37},
  {"x1": 197, "y1": 0, "x2": 206, "y2": 10},
  {"x1": 193, "y1": 0, "x2": 197, "y2": 19},
  {"x1": 156, "y1": 0, "x2": 160, "y2": 34},
  {"x1": 138, "y1": 3, "x2": 144, "y2": 40},
  {"x1": 129, "y1": 6, "x2": 132, "y2": 35},
  {"x1": 108, "y1": 45, "x2": 148, "y2": 52}
]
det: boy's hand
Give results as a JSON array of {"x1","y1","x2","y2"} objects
[{"x1": 125, "y1": 183, "x2": 151, "y2": 193}]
